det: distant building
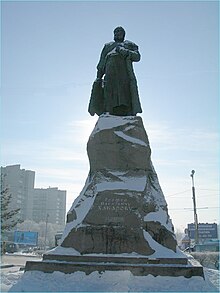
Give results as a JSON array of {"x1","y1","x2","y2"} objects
[
  {"x1": 33, "y1": 187, "x2": 66, "y2": 226},
  {"x1": 1, "y1": 164, "x2": 35, "y2": 222},
  {"x1": 1, "y1": 164, "x2": 66, "y2": 228}
]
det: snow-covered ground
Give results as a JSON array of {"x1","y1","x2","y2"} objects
[
  {"x1": 1, "y1": 247, "x2": 219, "y2": 292},
  {"x1": 1, "y1": 266, "x2": 219, "y2": 292}
]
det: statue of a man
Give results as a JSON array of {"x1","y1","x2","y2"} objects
[{"x1": 88, "y1": 27, "x2": 142, "y2": 116}]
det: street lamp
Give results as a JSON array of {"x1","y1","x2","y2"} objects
[{"x1": 190, "y1": 170, "x2": 199, "y2": 245}]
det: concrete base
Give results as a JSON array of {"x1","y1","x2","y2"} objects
[{"x1": 25, "y1": 254, "x2": 204, "y2": 278}]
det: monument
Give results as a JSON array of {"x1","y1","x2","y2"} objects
[
  {"x1": 88, "y1": 26, "x2": 142, "y2": 117},
  {"x1": 25, "y1": 27, "x2": 204, "y2": 278}
]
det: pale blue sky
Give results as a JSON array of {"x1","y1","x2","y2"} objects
[{"x1": 1, "y1": 1, "x2": 219, "y2": 231}]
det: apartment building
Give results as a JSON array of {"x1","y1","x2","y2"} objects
[
  {"x1": 1, "y1": 164, "x2": 66, "y2": 227},
  {"x1": 1, "y1": 164, "x2": 35, "y2": 221},
  {"x1": 33, "y1": 187, "x2": 66, "y2": 226}
]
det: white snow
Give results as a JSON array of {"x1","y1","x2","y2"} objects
[
  {"x1": 91, "y1": 114, "x2": 139, "y2": 136},
  {"x1": 107, "y1": 47, "x2": 117, "y2": 56},
  {"x1": 96, "y1": 175, "x2": 147, "y2": 192},
  {"x1": 46, "y1": 246, "x2": 80, "y2": 256},
  {"x1": 144, "y1": 208, "x2": 167, "y2": 224},
  {"x1": 144, "y1": 207, "x2": 173, "y2": 232},
  {"x1": 114, "y1": 130, "x2": 148, "y2": 146},
  {"x1": 1, "y1": 252, "x2": 219, "y2": 292},
  {"x1": 124, "y1": 124, "x2": 135, "y2": 131},
  {"x1": 143, "y1": 231, "x2": 186, "y2": 259},
  {"x1": 59, "y1": 176, "x2": 95, "y2": 242},
  {"x1": 1, "y1": 268, "x2": 24, "y2": 292},
  {"x1": 1, "y1": 266, "x2": 218, "y2": 292}
]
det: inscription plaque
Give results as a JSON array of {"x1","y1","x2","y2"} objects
[
  {"x1": 98, "y1": 198, "x2": 132, "y2": 212},
  {"x1": 83, "y1": 191, "x2": 140, "y2": 227}
]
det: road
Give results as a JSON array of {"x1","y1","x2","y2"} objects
[{"x1": 1, "y1": 253, "x2": 42, "y2": 269}]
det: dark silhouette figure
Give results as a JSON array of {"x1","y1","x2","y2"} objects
[{"x1": 89, "y1": 27, "x2": 142, "y2": 116}]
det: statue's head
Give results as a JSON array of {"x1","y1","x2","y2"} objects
[{"x1": 114, "y1": 26, "x2": 125, "y2": 42}]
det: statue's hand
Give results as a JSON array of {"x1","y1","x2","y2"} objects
[
  {"x1": 115, "y1": 44, "x2": 121, "y2": 52},
  {"x1": 117, "y1": 46, "x2": 129, "y2": 58}
]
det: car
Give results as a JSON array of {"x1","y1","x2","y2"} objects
[{"x1": 1, "y1": 241, "x2": 19, "y2": 254}]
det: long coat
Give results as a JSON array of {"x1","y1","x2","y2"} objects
[{"x1": 88, "y1": 40, "x2": 142, "y2": 116}]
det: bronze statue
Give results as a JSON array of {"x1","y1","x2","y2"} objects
[{"x1": 88, "y1": 27, "x2": 142, "y2": 116}]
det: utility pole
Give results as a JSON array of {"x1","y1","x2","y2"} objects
[{"x1": 190, "y1": 170, "x2": 199, "y2": 245}]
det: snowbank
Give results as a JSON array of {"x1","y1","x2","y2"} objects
[{"x1": 4, "y1": 267, "x2": 218, "y2": 292}]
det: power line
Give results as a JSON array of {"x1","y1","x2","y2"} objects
[
  {"x1": 169, "y1": 206, "x2": 219, "y2": 211},
  {"x1": 166, "y1": 189, "x2": 219, "y2": 198},
  {"x1": 166, "y1": 194, "x2": 218, "y2": 199},
  {"x1": 198, "y1": 188, "x2": 219, "y2": 191},
  {"x1": 199, "y1": 194, "x2": 219, "y2": 197},
  {"x1": 166, "y1": 189, "x2": 190, "y2": 197}
]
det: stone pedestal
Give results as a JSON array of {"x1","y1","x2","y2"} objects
[
  {"x1": 61, "y1": 115, "x2": 177, "y2": 255},
  {"x1": 25, "y1": 254, "x2": 204, "y2": 278},
  {"x1": 25, "y1": 115, "x2": 204, "y2": 278}
]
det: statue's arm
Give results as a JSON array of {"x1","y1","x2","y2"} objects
[
  {"x1": 96, "y1": 45, "x2": 107, "y2": 79},
  {"x1": 116, "y1": 42, "x2": 141, "y2": 62},
  {"x1": 128, "y1": 45, "x2": 141, "y2": 62}
]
